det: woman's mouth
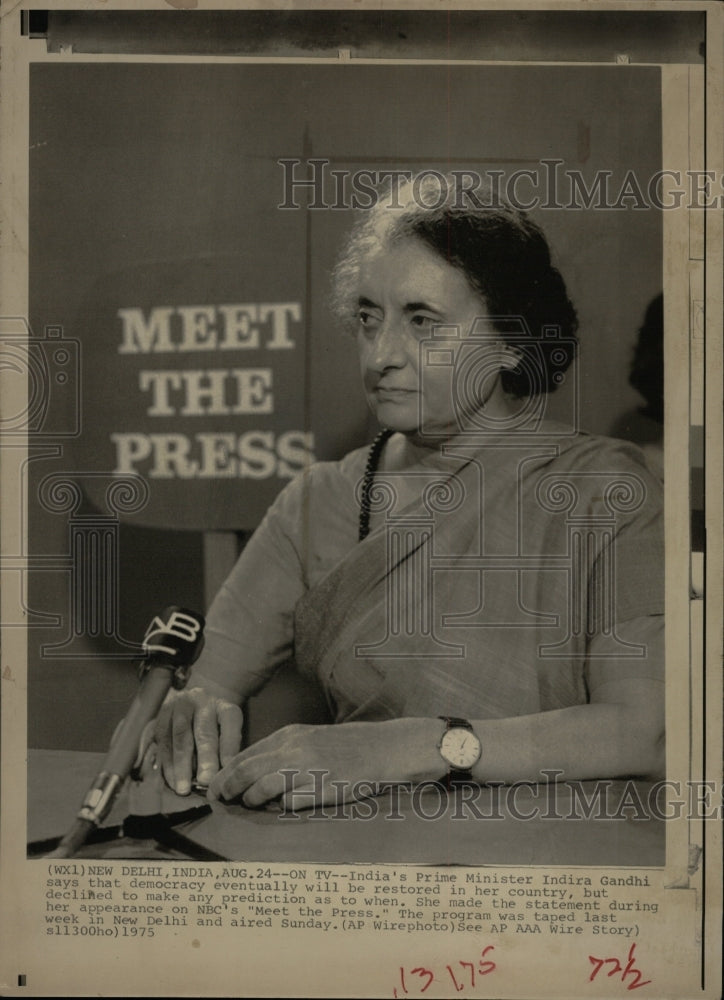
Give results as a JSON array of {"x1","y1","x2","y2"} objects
[{"x1": 373, "y1": 385, "x2": 418, "y2": 400}]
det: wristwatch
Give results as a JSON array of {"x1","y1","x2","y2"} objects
[{"x1": 437, "y1": 716, "x2": 482, "y2": 786}]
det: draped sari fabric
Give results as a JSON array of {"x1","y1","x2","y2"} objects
[
  {"x1": 292, "y1": 429, "x2": 664, "y2": 724},
  {"x1": 193, "y1": 425, "x2": 664, "y2": 723}
]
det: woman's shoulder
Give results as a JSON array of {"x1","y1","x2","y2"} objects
[
  {"x1": 256, "y1": 446, "x2": 369, "y2": 572},
  {"x1": 301, "y1": 443, "x2": 370, "y2": 488},
  {"x1": 543, "y1": 422, "x2": 660, "y2": 479},
  {"x1": 266, "y1": 444, "x2": 370, "y2": 516},
  {"x1": 538, "y1": 425, "x2": 664, "y2": 524}
]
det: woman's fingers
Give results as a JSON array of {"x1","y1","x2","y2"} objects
[
  {"x1": 241, "y1": 771, "x2": 292, "y2": 809},
  {"x1": 154, "y1": 695, "x2": 183, "y2": 791},
  {"x1": 217, "y1": 701, "x2": 244, "y2": 768},
  {"x1": 170, "y1": 698, "x2": 196, "y2": 794},
  {"x1": 192, "y1": 698, "x2": 222, "y2": 787},
  {"x1": 191, "y1": 698, "x2": 242, "y2": 786},
  {"x1": 153, "y1": 688, "x2": 244, "y2": 795},
  {"x1": 209, "y1": 758, "x2": 311, "y2": 810},
  {"x1": 208, "y1": 749, "x2": 271, "y2": 803}
]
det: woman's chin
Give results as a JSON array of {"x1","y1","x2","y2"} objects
[{"x1": 369, "y1": 401, "x2": 420, "y2": 434}]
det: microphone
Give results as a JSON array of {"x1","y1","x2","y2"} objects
[{"x1": 48, "y1": 607, "x2": 205, "y2": 858}]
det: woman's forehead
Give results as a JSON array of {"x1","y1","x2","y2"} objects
[{"x1": 356, "y1": 236, "x2": 481, "y2": 305}]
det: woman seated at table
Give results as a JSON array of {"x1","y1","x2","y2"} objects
[{"x1": 156, "y1": 172, "x2": 665, "y2": 809}]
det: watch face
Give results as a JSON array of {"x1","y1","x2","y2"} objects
[{"x1": 440, "y1": 727, "x2": 482, "y2": 769}]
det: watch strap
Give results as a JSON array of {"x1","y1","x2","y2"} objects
[
  {"x1": 437, "y1": 716, "x2": 477, "y2": 786},
  {"x1": 439, "y1": 716, "x2": 474, "y2": 732}
]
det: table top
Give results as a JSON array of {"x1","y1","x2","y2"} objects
[{"x1": 28, "y1": 749, "x2": 665, "y2": 866}]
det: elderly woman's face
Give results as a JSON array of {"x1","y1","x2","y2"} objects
[{"x1": 355, "y1": 237, "x2": 511, "y2": 440}]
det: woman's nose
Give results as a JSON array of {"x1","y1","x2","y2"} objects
[{"x1": 369, "y1": 320, "x2": 407, "y2": 371}]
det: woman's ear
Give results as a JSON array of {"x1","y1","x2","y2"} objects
[{"x1": 500, "y1": 344, "x2": 523, "y2": 370}]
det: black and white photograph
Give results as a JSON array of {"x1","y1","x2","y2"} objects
[{"x1": 1, "y1": 3, "x2": 721, "y2": 997}]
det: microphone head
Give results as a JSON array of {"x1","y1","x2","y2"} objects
[{"x1": 141, "y1": 607, "x2": 206, "y2": 666}]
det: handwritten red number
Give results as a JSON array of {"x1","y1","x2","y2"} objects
[
  {"x1": 459, "y1": 961, "x2": 475, "y2": 989},
  {"x1": 621, "y1": 944, "x2": 653, "y2": 991},
  {"x1": 394, "y1": 945, "x2": 496, "y2": 997},
  {"x1": 478, "y1": 945, "x2": 496, "y2": 976},
  {"x1": 394, "y1": 966, "x2": 409, "y2": 998},
  {"x1": 589, "y1": 955, "x2": 622, "y2": 981},
  {"x1": 589, "y1": 944, "x2": 651, "y2": 992},
  {"x1": 410, "y1": 967, "x2": 435, "y2": 993},
  {"x1": 445, "y1": 965, "x2": 464, "y2": 992}
]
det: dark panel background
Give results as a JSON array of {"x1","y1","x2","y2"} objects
[
  {"x1": 28, "y1": 60, "x2": 662, "y2": 750},
  {"x1": 37, "y1": 9, "x2": 704, "y2": 63}
]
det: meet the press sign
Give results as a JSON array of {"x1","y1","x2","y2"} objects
[{"x1": 112, "y1": 301, "x2": 315, "y2": 483}]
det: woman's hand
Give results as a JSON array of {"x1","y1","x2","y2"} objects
[
  {"x1": 154, "y1": 686, "x2": 243, "y2": 795},
  {"x1": 208, "y1": 718, "x2": 442, "y2": 810}
]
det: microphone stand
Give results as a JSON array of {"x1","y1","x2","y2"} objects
[{"x1": 47, "y1": 608, "x2": 205, "y2": 859}]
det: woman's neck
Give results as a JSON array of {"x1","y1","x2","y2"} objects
[
  {"x1": 380, "y1": 395, "x2": 525, "y2": 471},
  {"x1": 379, "y1": 430, "x2": 478, "y2": 472}
]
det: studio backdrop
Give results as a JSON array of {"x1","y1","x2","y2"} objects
[{"x1": 27, "y1": 61, "x2": 663, "y2": 748}]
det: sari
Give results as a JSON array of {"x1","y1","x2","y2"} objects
[{"x1": 194, "y1": 425, "x2": 664, "y2": 722}]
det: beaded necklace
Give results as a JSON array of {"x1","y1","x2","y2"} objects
[{"x1": 358, "y1": 428, "x2": 394, "y2": 542}]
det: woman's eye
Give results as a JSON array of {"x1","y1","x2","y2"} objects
[{"x1": 358, "y1": 310, "x2": 380, "y2": 329}]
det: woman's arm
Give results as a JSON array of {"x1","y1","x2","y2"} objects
[
  {"x1": 467, "y1": 680, "x2": 664, "y2": 786},
  {"x1": 154, "y1": 475, "x2": 311, "y2": 793},
  {"x1": 468, "y1": 615, "x2": 665, "y2": 785},
  {"x1": 209, "y1": 616, "x2": 664, "y2": 807}
]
